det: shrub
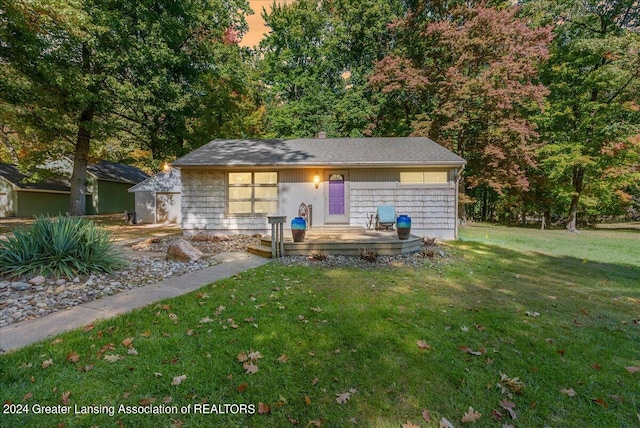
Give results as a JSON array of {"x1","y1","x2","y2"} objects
[
  {"x1": 0, "y1": 216, "x2": 126, "y2": 279},
  {"x1": 309, "y1": 250, "x2": 328, "y2": 261},
  {"x1": 359, "y1": 248, "x2": 378, "y2": 262}
]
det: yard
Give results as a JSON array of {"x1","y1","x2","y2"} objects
[{"x1": 0, "y1": 224, "x2": 638, "y2": 427}]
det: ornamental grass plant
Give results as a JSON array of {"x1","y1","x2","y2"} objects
[{"x1": 0, "y1": 215, "x2": 126, "y2": 279}]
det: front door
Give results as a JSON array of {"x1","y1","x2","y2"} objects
[{"x1": 326, "y1": 172, "x2": 348, "y2": 223}]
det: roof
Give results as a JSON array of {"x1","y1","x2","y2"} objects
[
  {"x1": 0, "y1": 163, "x2": 71, "y2": 192},
  {"x1": 171, "y1": 137, "x2": 466, "y2": 168},
  {"x1": 87, "y1": 160, "x2": 149, "y2": 184},
  {"x1": 128, "y1": 167, "x2": 181, "y2": 193}
]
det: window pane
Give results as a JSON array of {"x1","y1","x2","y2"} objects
[
  {"x1": 424, "y1": 171, "x2": 448, "y2": 183},
  {"x1": 255, "y1": 172, "x2": 277, "y2": 184},
  {"x1": 400, "y1": 172, "x2": 423, "y2": 183},
  {"x1": 254, "y1": 201, "x2": 277, "y2": 213},
  {"x1": 229, "y1": 201, "x2": 252, "y2": 214},
  {"x1": 228, "y1": 187, "x2": 252, "y2": 200},
  {"x1": 229, "y1": 172, "x2": 252, "y2": 185},
  {"x1": 254, "y1": 186, "x2": 278, "y2": 199}
]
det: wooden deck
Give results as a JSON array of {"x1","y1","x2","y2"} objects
[{"x1": 248, "y1": 226, "x2": 422, "y2": 258}]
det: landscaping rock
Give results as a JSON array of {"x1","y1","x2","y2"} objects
[
  {"x1": 166, "y1": 239, "x2": 203, "y2": 262},
  {"x1": 10, "y1": 282, "x2": 30, "y2": 291},
  {"x1": 29, "y1": 276, "x2": 46, "y2": 286},
  {"x1": 192, "y1": 232, "x2": 230, "y2": 242}
]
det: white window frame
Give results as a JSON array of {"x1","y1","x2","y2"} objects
[{"x1": 227, "y1": 171, "x2": 278, "y2": 216}]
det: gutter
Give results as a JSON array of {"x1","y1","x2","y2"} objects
[{"x1": 455, "y1": 164, "x2": 466, "y2": 239}]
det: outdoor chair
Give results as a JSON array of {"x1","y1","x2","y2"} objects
[{"x1": 375, "y1": 205, "x2": 396, "y2": 230}]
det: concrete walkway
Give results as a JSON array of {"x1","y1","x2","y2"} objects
[{"x1": 0, "y1": 252, "x2": 269, "y2": 353}]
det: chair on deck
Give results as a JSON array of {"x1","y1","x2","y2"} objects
[{"x1": 375, "y1": 205, "x2": 396, "y2": 230}]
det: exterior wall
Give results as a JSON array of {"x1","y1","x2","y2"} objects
[
  {"x1": 89, "y1": 180, "x2": 136, "y2": 214},
  {"x1": 0, "y1": 178, "x2": 14, "y2": 217},
  {"x1": 134, "y1": 191, "x2": 156, "y2": 224},
  {"x1": 16, "y1": 191, "x2": 70, "y2": 217},
  {"x1": 181, "y1": 167, "x2": 459, "y2": 239}
]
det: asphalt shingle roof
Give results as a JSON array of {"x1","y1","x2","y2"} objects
[
  {"x1": 87, "y1": 160, "x2": 149, "y2": 184},
  {"x1": 171, "y1": 138, "x2": 466, "y2": 168},
  {"x1": 0, "y1": 163, "x2": 71, "y2": 192}
]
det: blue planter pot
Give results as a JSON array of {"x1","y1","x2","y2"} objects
[
  {"x1": 291, "y1": 217, "x2": 307, "y2": 242},
  {"x1": 396, "y1": 214, "x2": 411, "y2": 240}
]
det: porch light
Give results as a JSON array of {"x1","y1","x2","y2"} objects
[{"x1": 313, "y1": 175, "x2": 320, "y2": 189}]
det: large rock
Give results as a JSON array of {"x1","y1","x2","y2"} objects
[
  {"x1": 191, "y1": 232, "x2": 230, "y2": 242},
  {"x1": 29, "y1": 275, "x2": 46, "y2": 286},
  {"x1": 166, "y1": 239, "x2": 203, "y2": 262}
]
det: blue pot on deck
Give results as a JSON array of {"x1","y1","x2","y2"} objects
[
  {"x1": 396, "y1": 214, "x2": 411, "y2": 240},
  {"x1": 291, "y1": 217, "x2": 306, "y2": 242}
]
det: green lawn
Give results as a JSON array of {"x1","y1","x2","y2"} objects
[{"x1": 1, "y1": 225, "x2": 639, "y2": 427}]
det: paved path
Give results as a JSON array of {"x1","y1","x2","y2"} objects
[{"x1": 0, "y1": 252, "x2": 269, "y2": 353}]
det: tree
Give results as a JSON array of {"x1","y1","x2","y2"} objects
[
  {"x1": 370, "y1": 3, "x2": 553, "y2": 219},
  {"x1": 527, "y1": 0, "x2": 640, "y2": 230},
  {"x1": 0, "y1": 0, "x2": 249, "y2": 214}
]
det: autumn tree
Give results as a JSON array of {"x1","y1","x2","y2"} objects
[
  {"x1": 526, "y1": 0, "x2": 640, "y2": 230},
  {"x1": 0, "y1": 0, "x2": 249, "y2": 214},
  {"x1": 370, "y1": 3, "x2": 553, "y2": 220}
]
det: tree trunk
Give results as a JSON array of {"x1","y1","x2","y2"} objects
[
  {"x1": 566, "y1": 166, "x2": 584, "y2": 232},
  {"x1": 69, "y1": 107, "x2": 94, "y2": 216},
  {"x1": 1, "y1": 124, "x2": 19, "y2": 164}
]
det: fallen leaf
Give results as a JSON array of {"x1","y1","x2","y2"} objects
[
  {"x1": 459, "y1": 346, "x2": 486, "y2": 356},
  {"x1": 474, "y1": 324, "x2": 485, "y2": 331},
  {"x1": 50, "y1": 338, "x2": 63, "y2": 345},
  {"x1": 258, "y1": 402, "x2": 270, "y2": 414},
  {"x1": 171, "y1": 374, "x2": 187, "y2": 386},
  {"x1": 417, "y1": 340, "x2": 433, "y2": 350},
  {"x1": 626, "y1": 366, "x2": 640, "y2": 374},
  {"x1": 336, "y1": 392, "x2": 351, "y2": 404},
  {"x1": 461, "y1": 406, "x2": 482, "y2": 423},
  {"x1": 237, "y1": 352, "x2": 248, "y2": 363},
  {"x1": 560, "y1": 388, "x2": 577, "y2": 397},
  {"x1": 461, "y1": 325, "x2": 469, "y2": 331},
  {"x1": 122, "y1": 337, "x2": 134, "y2": 348},
  {"x1": 311, "y1": 377, "x2": 319, "y2": 386},
  {"x1": 237, "y1": 382, "x2": 248, "y2": 393},
  {"x1": 162, "y1": 396, "x2": 173, "y2": 404},
  {"x1": 139, "y1": 397, "x2": 156, "y2": 406},
  {"x1": 66, "y1": 352, "x2": 79, "y2": 363},
  {"x1": 169, "y1": 313, "x2": 178, "y2": 322},
  {"x1": 591, "y1": 363, "x2": 601, "y2": 371},
  {"x1": 104, "y1": 354, "x2": 122, "y2": 363},
  {"x1": 248, "y1": 351, "x2": 263, "y2": 361},
  {"x1": 307, "y1": 419, "x2": 324, "y2": 427},
  {"x1": 422, "y1": 409, "x2": 432, "y2": 422},
  {"x1": 61, "y1": 391, "x2": 71, "y2": 405},
  {"x1": 243, "y1": 362, "x2": 259, "y2": 374},
  {"x1": 439, "y1": 417, "x2": 455, "y2": 428},
  {"x1": 607, "y1": 394, "x2": 624, "y2": 403},
  {"x1": 214, "y1": 305, "x2": 225, "y2": 316},
  {"x1": 277, "y1": 354, "x2": 289, "y2": 363},
  {"x1": 82, "y1": 324, "x2": 95, "y2": 332},
  {"x1": 592, "y1": 397, "x2": 609, "y2": 408},
  {"x1": 42, "y1": 359, "x2": 54, "y2": 368},
  {"x1": 500, "y1": 400, "x2": 517, "y2": 419},
  {"x1": 199, "y1": 317, "x2": 213, "y2": 324},
  {"x1": 491, "y1": 409, "x2": 503, "y2": 420},
  {"x1": 304, "y1": 395, "x2": 311, "y2": 405},
  {"x1": 525, "y1": 311, "x2": 540, "y2": 317},
  {"x1": 401, "y1": 421, "x2": 420, "y2": 428},
  {"x1": 127, "y1": 348, "x2": 138, "y2": 356},
  {"x1": 23, "y1": 392, "x2": 33, "y2": 401}
]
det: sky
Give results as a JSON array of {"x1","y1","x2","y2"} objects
[{"x1": 240, "y1": 0, "x2": 295, "y2": 47}]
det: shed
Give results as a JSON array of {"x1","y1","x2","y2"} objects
[{"x1": 127, "y1": 167, "x2": 181, "y2": 224}]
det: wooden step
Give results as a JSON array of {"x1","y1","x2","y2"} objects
[{"x1": 247, "y1": 244, "x2": 273, "y2": 258}]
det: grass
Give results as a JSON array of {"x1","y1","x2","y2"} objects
[{"x1": 1, "y1": 225, "x2": 639, "y2": 427}]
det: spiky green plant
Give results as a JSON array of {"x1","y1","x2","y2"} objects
[{"x1": 0, "y1": 216, "x2": 126, "y2": 278}]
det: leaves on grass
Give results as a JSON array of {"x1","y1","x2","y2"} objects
[
  {"x1": 336, "y1": 392, "x2": 351, "y2": 404},
  {"x1": 258, "y1": 402, "x2": 270, "y2": 414},
  {"x1": 66, "y1": 352, "x2": 79, "y2": 363},
  {"x1": 237, "y1": 352, "x2": 248, "y2": 363},
  {"x1": 22, "y1": 392, "x2": 33, "y2": 401},
  {"x1": 459, "y1": 346, "x2": 486, "y2": 356},
  {"x1": 277, "y1": 354, "x2": 289, "y2": 363},
  {"x1": 243, "y1": 362, "x2": 259, "y2": 374},
  {"x1": 104, "y1": 354, "x2": 123, "y2": 363},
  {"x1": 525, "y1": 311, "x2": 540, "y2": 317},
  {"x1": 439, "y1": 417, "x2": 455, "y2": 428},
  {"x1": 592, "y1": 397, "x2": 609, "y2": 408},
  {"x1": 461, "y1": 406, "x2": 482, "y2": 423},
  {"x1": 304, "y1": 395, "x2": 312, "y2": 405},
  {"x1": 401, "y1": 421, "x2": 420, "y2": 428},
  {"x1": 417, "y1": 340, "x2": 433, "y2": 350},
  {"x1": 171, "y1": 374, "x2": 187, "y2": 386},
  {"x1": 61, "y1": 391, "x2": 71, "y2": 405},
  {"x1": 42, "y1": 359, "x2": 54, "y2": 368},
  {"x1": 237, "y1": 382, "x2": 248, "y2": 392},
  {"x1": 500, "y1": 400, "x2": 517, "y2": 419},
  {"x1": 422, "y1": 409, "x2": 432, "y2": 422},
  {"x1": 497, "y1": 373, "x2": 524, "y2": 397},
  {"x1": 560, "y1": 388, "x2": 577, "y2": 397},
  {"x1": 122, "y1": 337, "x2": 134, "y2": 348},
  {"x1": 626, "y1": 366, "x2": 640, "y2": 374}
]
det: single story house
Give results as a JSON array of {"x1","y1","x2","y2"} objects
[
  {"x1": 0, "y1": 160, "x2": 148, "y2": 217},
  {"x1": 171, "y1": 137, "x2": 466, "y2": 240},
  {"x1": 127, "y1": 167, "x2": 181, "y2": 224},
  {"x1": 0, "y1": 163, "x2": 73, "y2": 217}
]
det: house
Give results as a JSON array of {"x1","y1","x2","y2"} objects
[
  {"x1": 128, "y1": 167, "x2": 181, "y2": 224},
  {"x1": 0, "y1": 160, "x2": 148, "y2": 217},
  {"x1": 0, "y1": 163, "x2": 73, "y2": 217},
  {"x1": 85, "y1": 160, "x2": 149, "y2": 215},
  {"x1": 171, "y1": 137, "x2": 466, "y2": 240}
]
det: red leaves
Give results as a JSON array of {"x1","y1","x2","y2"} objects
[{"x1": 458, "y1": 346, "x2": 486, "y2": 356}]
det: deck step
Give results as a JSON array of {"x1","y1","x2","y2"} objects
[{"x1": 247, "y1": 244, "x2": 273, "y2": 258}]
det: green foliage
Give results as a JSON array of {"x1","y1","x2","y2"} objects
[{"x1": 0, "y1": 216, "x2": 126, "y2": 279}]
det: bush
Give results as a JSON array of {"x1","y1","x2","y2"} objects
[{"x1": 0, "y1": 216, "x2": 126, "y2": 279}]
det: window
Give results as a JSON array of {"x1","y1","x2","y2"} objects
[
  {"x1": 228, "y1": 172, "x2": 278, "y2": 215},
  {"x1": 400, "y1": 171, "x2": 448, "y2": 184}
]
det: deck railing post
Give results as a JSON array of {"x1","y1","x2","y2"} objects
[{"x1": 267, "y1": 215, "x2": 287, "y2": 258}]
